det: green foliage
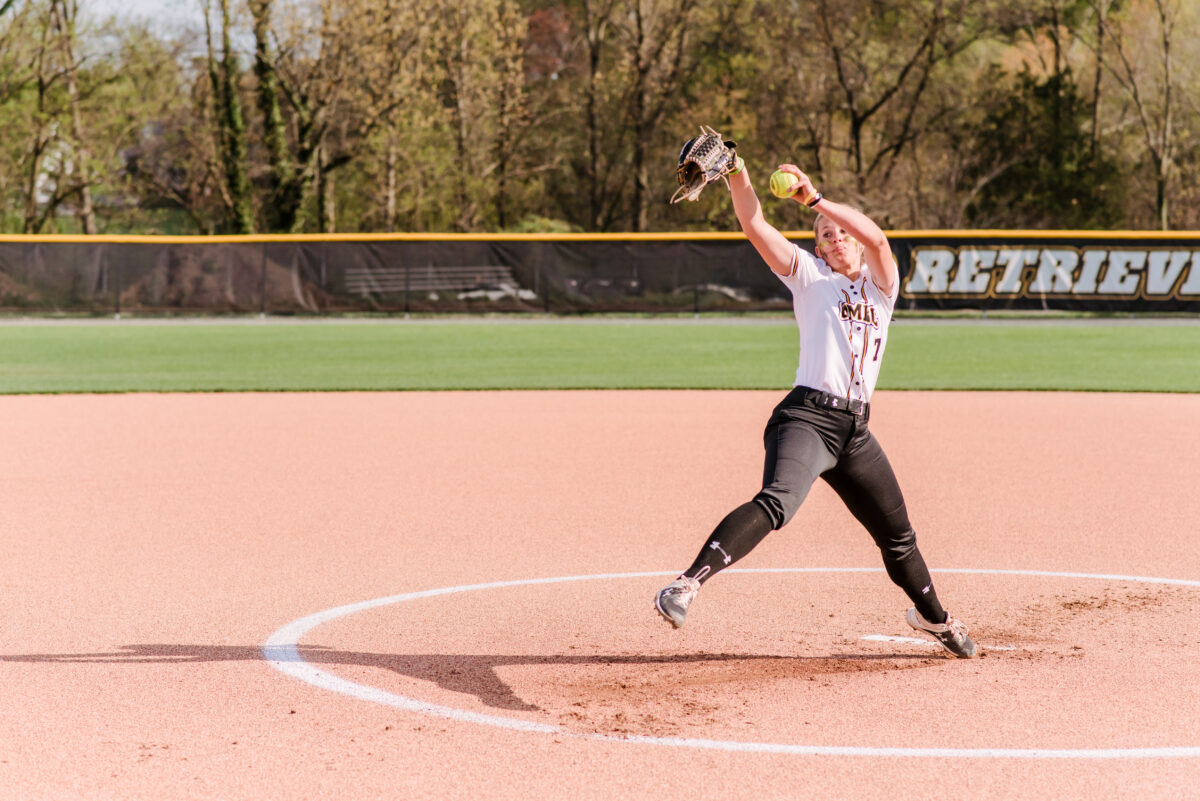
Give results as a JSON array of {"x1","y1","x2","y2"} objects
[
  {"x1": 502, "y1": 214, "x2": 581, "y2": 233},
  {"x1": 0, "y1": 0, "x2": 1194, "y2": 233},
  {"x1": 962, "y1": 67, "x2": 1125, "y2": 229}
]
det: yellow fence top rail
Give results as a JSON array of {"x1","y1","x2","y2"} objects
[{"x1": 0, "y1": 230, "x2": 1198, "y2": 244}]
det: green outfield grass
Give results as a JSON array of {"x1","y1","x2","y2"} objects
[{"x1": 0, "y1": 319, "x2": 1197, "y2": 393}]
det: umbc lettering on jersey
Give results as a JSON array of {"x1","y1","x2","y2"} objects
[
  {"x1": 839, "y1": 299, "x2": 880, "y2": 328},
  {"x1": 896, "y1": 239, "x2": 1200, "y2": 311}
]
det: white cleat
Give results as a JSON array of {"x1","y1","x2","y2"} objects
[
  {"x1": 655, "y1": 576, "x2": 701, "y2": 628},
  {"x1": 906, "y1": 607, "x2": 978, "y2": 658}
]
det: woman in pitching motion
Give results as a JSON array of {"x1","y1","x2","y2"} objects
[{"x1": 654, "y1": 156, "x2": 977, "y2": 658}]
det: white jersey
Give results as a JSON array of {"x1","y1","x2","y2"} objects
[{"x1": 773, "y1": 243, "x2": 900, "y2": 404}]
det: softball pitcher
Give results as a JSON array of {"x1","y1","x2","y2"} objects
[{"x1": 655, "y1": 153, "x2": 977, "y2": 659}]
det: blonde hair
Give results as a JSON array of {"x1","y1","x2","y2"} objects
[{"x1": 811, "y1": 211, "x2": 826, "y2": 239}]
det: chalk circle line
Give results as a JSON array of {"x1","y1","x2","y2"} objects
[{"x1": 262, "y1": 567, "x2": 1200, "y2": 760}]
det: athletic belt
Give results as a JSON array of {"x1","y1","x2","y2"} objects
[{"x1": 797, "y1": 387, "x2": 869, "y2": 418}]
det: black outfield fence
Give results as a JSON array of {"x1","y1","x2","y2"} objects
[{"x1": 2, "y1": 231, "x2": 1199, "y2": 315}]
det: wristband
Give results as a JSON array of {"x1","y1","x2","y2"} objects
[
  {"x1": 727, "y1": 156, "x2": 745, "y2": 176},
  {"x1": 805, "y1": 192, "x2": 823, "y2": 208}
]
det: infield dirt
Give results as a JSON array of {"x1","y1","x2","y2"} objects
[{"x1": 1, "y1": 390, "x2": 1198, "y2": 800}]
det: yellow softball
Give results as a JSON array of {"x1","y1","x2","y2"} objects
[{"x1": 769, "y1": 169, "x2": 800, "y2": 199}]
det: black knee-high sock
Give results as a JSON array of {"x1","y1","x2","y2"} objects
[
  {"x1": 682, "y1": 501, "x2": 774, "y2": 584},
  {"x1": 884, "y1": 548, "x2": 947, "y2": 623}
]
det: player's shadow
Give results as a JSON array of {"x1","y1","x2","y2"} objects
[{"x1": 0, "y1": 644, "x2": 929, "y2": 712}]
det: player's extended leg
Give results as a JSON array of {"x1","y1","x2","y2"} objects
[
  {"x1": 822, "y1": 428, "x2": 977, "y2": 658},
  {"x1": 655, "y1": 413, "x2": 838, "y2": 628}
]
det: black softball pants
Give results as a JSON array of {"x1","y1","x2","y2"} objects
[
  {"x1": 683, "y1": 386, "x2": 946, "y2": 622},
  {"x1": 755, "y1": 387, "x2": 912, "y2": 557}
]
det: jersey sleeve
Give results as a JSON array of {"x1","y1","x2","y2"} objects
[
  {"x1": 864, "y1": 257, "x2": 901, "y2": 311},
  {"x1": 772, "y1": 243, "x2": 820, "y2": 293}
]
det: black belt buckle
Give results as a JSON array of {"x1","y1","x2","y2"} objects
[
  {"x1": 819, "y1": 390, "x2": 865, "y2": 416},
  {"x1": 806, "y1": 389, "x2": 840, "y2": 411},
  {"x1": 799, "y1": 387, "x2": 867, "y2": 418}
]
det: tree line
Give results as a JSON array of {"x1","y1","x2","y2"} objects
[{"x1": 0, "y1": 0, "x2": 1195, "y2": 235}]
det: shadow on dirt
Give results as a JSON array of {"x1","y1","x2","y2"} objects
[{"x1": 0, "y1": 644, "x2": 933, "y2": 712}]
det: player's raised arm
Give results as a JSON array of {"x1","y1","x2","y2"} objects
[
  {"x1": 775, "y1": 163, "x2": 897, "y2": 295},
  {"x1": 668, "y1": 128, "x2": 794, "y2": 276},
  {"x1": 727, "y1": 160, "x2": 796, "y2": 277}
]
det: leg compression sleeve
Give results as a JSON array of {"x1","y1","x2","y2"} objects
[
  {"x1": 883, "y1": 547, "x2": 946, "y2": 623},
  {"x1": 682, "y1": 501, "x2": 774, "y2": 584}
]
